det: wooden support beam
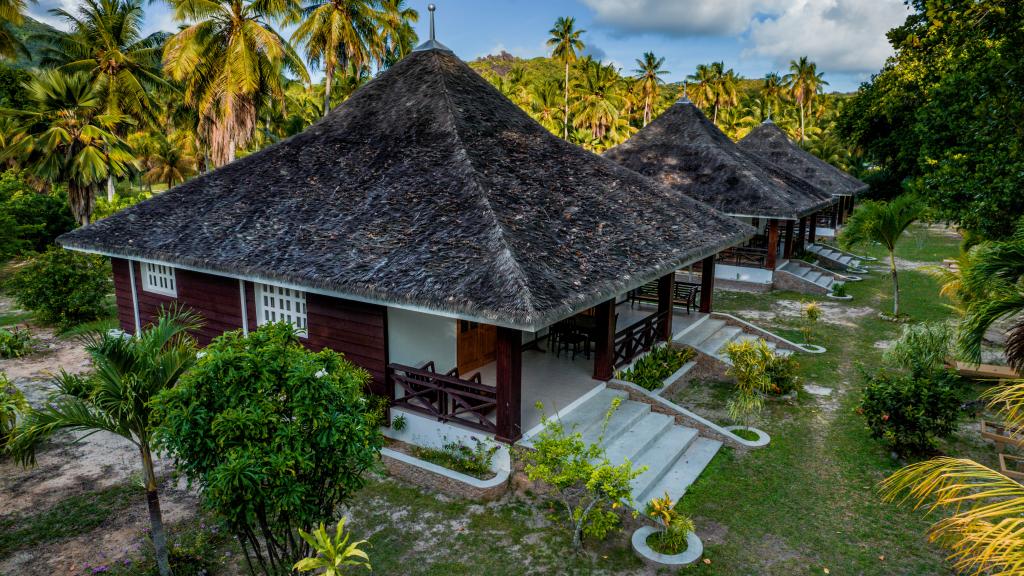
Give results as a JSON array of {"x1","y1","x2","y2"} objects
[
  {"x1": 699, "y1": 255, "x2": 715, "y2": 314},
  {"x1": 797, "y1": 217, "x2": 807, "y2": 255},
  {"x1": 766, "y1": 219, "x2": 780, "y2": 270},
  {"x1": 592, "y1": 299, "x2": 616, "y2": 381},
  {"x1": 783, "y1": 220, "x2": 795, "y2": 259},
  {"x1": 657, "y1": 272, "x2": 674, "y2": 341},
  {"x1": 495, "y1": 326, "x2": 522, "y2": 443},
  {"x1": 807, "y1": 213, "x2": 818, "y2": 246}
]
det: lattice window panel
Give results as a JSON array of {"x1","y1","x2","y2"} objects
[
  {"x1": 255, "y1": 283, "x2": 308, "y2": 337},
  {"x1": 142, "y1": 262, "x2": 177, "y2": 297}
]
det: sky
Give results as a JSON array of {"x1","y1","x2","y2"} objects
[{"x1": 26, "y1": 0, "x2": 912, "y2": 92}]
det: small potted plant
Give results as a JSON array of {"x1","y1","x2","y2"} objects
[{"x1": 631, "y1": 492, "x2": 703, "y2": 565}]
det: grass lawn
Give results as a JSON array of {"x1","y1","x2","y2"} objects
[{"x1": 0, "y1": 224, "x2": 981, "y2": 575}]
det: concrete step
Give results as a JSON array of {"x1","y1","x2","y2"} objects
[
  {"x1": 630, "y1": 427, "x2": 700, "y2": 498},
  {"x1": 819, "y1": 276, "x2": 834, "y2": 289},
  {"x1": 638, "y1": 437, "x2": 723, "y2": 504},
  {"x1": 676, "y1": 318, "x2": 725, "y2": 348},
  {"x1": 838, "y1": 255, "x2": 852, "y2": 265},
  {"x1": 604, "y1": 412, "x2": 675, "y2": 465},
  {"x1": 579, "y1": 399, "x2": 650, "y2": 445},
  {"x1": 804, "y1": 271, "x2": 823, "y2": 284},
  {"x1": 701, "y1": 325, "x2": 743, "y2": 356},
  {"x1": 557, "y1": 388, "x2": 628, "y2": 435}
]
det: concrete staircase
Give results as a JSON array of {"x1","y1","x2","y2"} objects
[
  {"x1": 674, "y1": 315, "x2": 793, "y2": 364},
  {"x1": 805, "y1": 243, "x2": 871, "y2": 272},
  {"x1": 536, "y1": 388, "x2": 721, "y2": 506},
  {"x1": 778, "y1": 260, "x2": 840, "y2": 293}
]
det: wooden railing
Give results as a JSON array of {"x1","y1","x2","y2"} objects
[
  {"x1": 628, "y1": 279, "x2": 701, "y2": 313},
  {"x1": 717, "y1": 246, "x2": 769, "y2": 269},
  {"x1": 389, "y1": 362, "x2": 497, "y2": 434},
  {"x1": 613, "y1": 309, "x2": 668, "y2": 368}
]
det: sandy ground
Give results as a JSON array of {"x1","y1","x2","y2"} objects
[
  {"x1": 735, "y1": 299, "x2": 876, "y2": 328},
  {"x1": 0, "y1": 314, "x2": 200, "y2": 576}
]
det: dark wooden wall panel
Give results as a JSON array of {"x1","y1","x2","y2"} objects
[
  {"x1": 177, "y1": 270, "x2": 243, "y2": 344},
  {"x1": 306, "y1": 293, "x2": 388, "y2": 396},
  {"x1": 111, "y1": 258, "x2": 136, "y2": 333}
]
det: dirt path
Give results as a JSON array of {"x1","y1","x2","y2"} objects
[{"x1": 0, "y1": 320, "x2": 200, "y2": 576}]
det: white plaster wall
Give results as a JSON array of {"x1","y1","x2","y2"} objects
[{"x1": 387, "y1": 308, "x2": 457, "y2": 371}]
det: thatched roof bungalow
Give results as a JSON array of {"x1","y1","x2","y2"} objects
[{"x1": 59, "y1": 29, "x2": 751, "y2": 442}]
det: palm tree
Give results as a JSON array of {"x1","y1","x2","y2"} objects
[
  {"x1": 8, "y1": 308, "x2": 202, "y2": 576},
  {"x1": 546, "y1": 16, "x2": 584, "y2": 140},
  {"x1": 715, "y1": 67, "x2": 741, "y2": 123},
  {"x1": 163, "y1": 0, "x2": 309, "y2": 166},
  {"x1": 378, "y1": 0, "x2": 418, "y2": 69},
  {"x1": 840, "y1": 194, "x2": 924, "y2": 317},
  {"x1": 528, "y1": 79, "x2": 564, "y2": 135},
  {"x1": 762, "y1": 72, "x2": 785, "y2": 120},
  {"x1": 571, "y1": 58, "x2": 623, "y2": 143},
  {"x1": 633, "y1": 52, "x2": 667, "y2": 127},
  {"x1": 0, "y1": 69, "x2": 136, "y2": 225},
  {"x1": 687, "y1": 63, "x2": 716, "y2": 111},
  {"x1": 289, "y1": 0, "x2": 385, "y2": 117},
  {"x1": 38, "y1": 0, "x2": 168, "y2": 202},
  {"x1": 688, "y1": 62, "x2": 735, "y2": 123},
  {"x1": 0, "y1": 0, "x2": 26, "y2": 60},
  {"x1": 784, "y1": 56, "x2": 828, "y2": 143},
  {"x1": 144, "y1": 133, "x2": 197, "y2": 189}
]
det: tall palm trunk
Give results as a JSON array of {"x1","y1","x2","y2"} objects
[
  {"x1": 106, "y1": 174, "x2": 115, "y2": 203},
  {"x1": 563, "y1": 61, "x2": 569, "y2": 140},
  {"x1": 890, "y1": 250, "x2": 900, "y2": 317},
  {"x1": 799, "y1": 103, "x2": 806, "y2": 143},
  {"x1": 141, "y1": 443, "x2": 173, "y2": 576},
  {"x1": 323, "y1": 59, "x2": 334, "y2": 118},
  {"x1": 643, "y1": 98, "x2": 651, "y2": 127},
  {"x1": 69, "y1": 182, "x2": 94, "y2": 226},
  {"x1": 713, "y1": 102, "x2": 719, "y2": 124}
]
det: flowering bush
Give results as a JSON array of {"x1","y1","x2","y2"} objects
[{"x1": 859, "y1": 369, "x2": 967, "y2": 455}]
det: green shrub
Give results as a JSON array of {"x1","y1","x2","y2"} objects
[
  {"x1": 411, "y1": 438, "x2": 498, "y2": 479},
  {"x1": 154, "y1": 322, "x2": 384, "y2": 576},
  {"x1": 723, "y1": 339, "x2": 799, "y2": 424},
  {"x1": 93, "y1": 187, "x2": 152, "y2": 220},
  {"x1": 0, "y1": 171, "x2": 74, "y2": 258},
  {"x1": 764, "y1": 351, "x2": 800, "y2": 395},
  {"x1": 831, "y1": 282, "x2": 848, "y2": 297},
  {"x1": 1, "y1": 373, "x2": 28, "y2": 452},
  {"x1": 5, "y1": 247, "x2": 111, "y2": 329},
  {"x1": 859, "y1": 369, "x2": 967, "y2": 455},
  {"x1": 644, "y1": 492, "x2": 695, "y2": 555},
  {"x1": 0, "y1": 327, "x2": 33, "y2": 358},
  {"x1": 884, "y1": 321, "x2": 955, "y2": 378},
  {"x1": 617, "y1": 345, "x2": 696, "y2": 391}
]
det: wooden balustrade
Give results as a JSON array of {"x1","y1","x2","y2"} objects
[
  {"x1": 716, "y1": 246, "x2": 770, "y2": 269},
  {"x1": 389, "y1": 362, "x2": 497, "y2": 434},
  {"x1": 613, "y1": 309, "x2": 668, "y2": 368}
]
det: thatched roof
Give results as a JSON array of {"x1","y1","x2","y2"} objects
[
  {"x1": 604, "y1": 100, "x2": 835, "y2": 220},
  {"x1": 738, "y1": 120, "x2": 868, "y2": 197},
  {"x1": 59, "y1": 48, "x2": 752, "y2": 332}
]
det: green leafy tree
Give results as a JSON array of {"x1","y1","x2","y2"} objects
[
  {"x1": 571, "y1": 57, "x2": 623, "y2": 144},
  {"x1": 546, "y1": 16, "x2": 584, "y2": 140},
  {"x1": 840, "y1": 194, "x2": 924, "y2": 317},
  {"x1": 294, "y1": 518, "x2": 371, "y2": 575},
  {"x1": 6, "y1": 247, "x2": 111, "y2": 329},
  {"x1": 162, "y1": 0, "x2": 309, "y2": 166},
  {"x1": 0, "y1": 70, "x2": 135, "y2": 225},
  {"x1": 154, "y1": 323, "x2": 384, "y2": 576},
  {"x1": 8, "y1": 309, "x2": 202, "y2": 576},
  {"x1": 633, "y1": 52, "x2": 667, "y2": 126},
  {"x1": 522, "y1": 398, "x2": 643, "y2": 549}
]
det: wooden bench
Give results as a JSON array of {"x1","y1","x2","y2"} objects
[
  {"x1": 951, "y1": 361, "x2": 1020, "y2": 380},
  {"x1": 1000, "y1": 453, "x2": 1024, "y2": 482},
  {"x1": 628, "y1": 280, "x2": 701, "y2": 314}
]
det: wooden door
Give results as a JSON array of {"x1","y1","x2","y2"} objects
[{"x1": 457, "y1": 320, "x2": 497, "y2": 374}]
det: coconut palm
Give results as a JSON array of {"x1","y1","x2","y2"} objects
[
  {"x1": 144, "y1": 133, "x2": 197, "y2": 189},
  {"x1": 289, "y1": 0, "x2": 385, "y2": 117},
  {"x1": 633, "y1": 52, "x2": 667, "y2": 127},
  {"x1": 687, "y1": 63, "x2": 717, "y2": 113},
  {"x1": 8, "y1": 308, "x2": 202, "y2": 576},
  {"x1": 784, "y1": 56, "x2": 828, "y2": 143},
  {"x1": 688, "y1": 62, "x2": 735, "y2": 123},
  {"x1": 163, "y1": 0, "x2": 309, "y2": 166},
  {"x1": 840, "y1": 194, "x2": 925, "y2": 317},
  {"x1": 761, "y1": 72, "x2": 785, "y2": 120},
  {"x1": 546, "y1": 16, "x2": 584, "y2": 140},
  {"x1": 38, "y1": 0, "x2": 168, "y2": 201},
  {"x1": 378, "y1": 0, "x2": 418, "y2": 69},
  {"x1": 528, "y1": 79, "x2": 563, "y2": 135},
  {"x1": 0, "y1": 0, "x2": 26, "y2": 60},
  {"x1": 0, "y1": 69, "x2": 136, "y2": 225},
  {"x1": 571, "y1": 58, "x2": 623, "y2": 142}
]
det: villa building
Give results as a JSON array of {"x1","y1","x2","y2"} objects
[
  {"x1": 605, "y1": 98, "x2": 851, "y2": 295},
  {"x1": 58, "y1": 32, "x2": 753, "y2": 447}
]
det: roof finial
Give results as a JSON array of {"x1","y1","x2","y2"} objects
[
  {"x1": 766, "y1": 101, "x2": 773, "y2": 123},
  {"x1": 429, "y1": 4, "x2": 436, "y2": 42},
  {"x1": 413, "y1": 3, "x2": 452, "y2": 52}
]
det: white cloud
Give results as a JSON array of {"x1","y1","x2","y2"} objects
[
  {"x1": 581, "y1": 0, "x2": 910, "y2": 74},
  {"x1": 745, "y1": 0, "x2": 909, "y2": 73},
  {"x1": 581, "y1": 0, "x2": 786, "y2": 36}
]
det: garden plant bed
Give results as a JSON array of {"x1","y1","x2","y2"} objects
[{"x1": 616, "y1": 344, "x2": 697, "y2": 392}]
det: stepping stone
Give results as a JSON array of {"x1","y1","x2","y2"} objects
[{"x1": 803, "y1": 384, "x2": 833, "y2": 396}]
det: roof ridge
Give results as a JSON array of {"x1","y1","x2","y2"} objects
[{"x1": 429, "y1": 52, "x2": 541, "y2": 319}]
